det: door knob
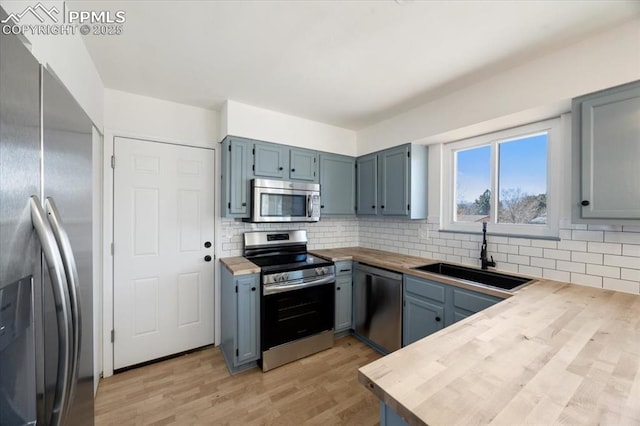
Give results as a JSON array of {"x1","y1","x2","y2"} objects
[
  {"x1": 251, "y1": 287, "x2": 256, "y2": 291},
  {"x1": 204, "y1": 255, "x2": 212, "y2": 262},
  {"x1": 291, "y1": 168, "x2": 296, "y2": 172},
  {"x1": 278, "y1": 167, "x2": 283, "y2": 171},
  {"x1": 337, "y1": 286, "x2": 341, "y2": 291},
  {"x1": 371, "y1": 205, "x2": 375, "y2": 209},
  {"x1": 204, "y1": 241, "x2": 211, "y2": 248},
  {"x1": 581, "y1": 200, "x2": 590, "y2": 206},
  {"x1": 435, "y1": 316, "x2": 441, "y2": 322}
]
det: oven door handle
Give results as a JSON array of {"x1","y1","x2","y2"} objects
[{"x1": 263, "y1": 275, "x2": 335, "y2": 295}]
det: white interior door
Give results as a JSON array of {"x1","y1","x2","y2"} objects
[{"x1": 113, "y1": 137, "x2": 215, "y2": 369}]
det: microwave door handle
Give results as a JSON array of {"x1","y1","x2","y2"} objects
[{"x1": 308, "y1": 194, "x2": 312, "y2": 218}]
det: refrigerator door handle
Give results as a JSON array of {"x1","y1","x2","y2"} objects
[
  {"x1": 45, "y1": 197, "x2": 82, "y2": 416},
  {"x1": 30, "y1": 196, "x2": 73, "y2": 426}
]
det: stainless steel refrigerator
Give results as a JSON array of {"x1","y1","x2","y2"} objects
[{"x1": 0, "y1": 7, "x2": 94, "y2": 425}]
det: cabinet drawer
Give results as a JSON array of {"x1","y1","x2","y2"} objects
[
  {"x1": 335, "y1": 261, "x2": 353, "y2": 276},
  {"x1": 452, "y1": 288, "x2": 500, "y2": 313},
  {"x1": 404, "y1": 275, "x2": 445, "y2": 303}
]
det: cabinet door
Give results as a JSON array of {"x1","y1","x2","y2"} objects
[
  {"x1": 319, "y1": 153, "x2": 356, "y2": 215},
  {"x1": 449, "y1": 287, "x2": 500, "y2": 327},
  {"x1": 579, "y1": 83, "x2": 640, "y2": 219},
  {"x1": 290, "y1": 148, "x2": 317, "y2": 181},
  {"x1": 403, "y1": 294, "x2": 444, "y2": 346},
  {"x1": 236, "y1": 274, "x2": 259, "y2": 363},
  {"x1": 228, "y1": 138, "x2": 251, "y2": 216},
  {"x1": 335, "y1": 276, "x2": 352, "y2": 333},
  {"x1": 254, "y1": 142, "x2": 287, "y2": 179},
  {"x1": 356, "y1": 153, "x2": 378, "y2": 215},
  {"x1": 380, "y1": 145, "x2": 409, "y2": 216}
]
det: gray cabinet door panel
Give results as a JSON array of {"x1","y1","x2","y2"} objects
[
  {"x1": 254, "y1": 142, "x2": 287, "y2": 179},
  {"x1": 335, "y1": 276, "x2": 352, "y2": 333},
  {"x1": 580, "y1": 84, "x2": 640, "y2": 219},
  {"x1": 356, "y1": 153, "x2": 378, "y2": 215},
  {"x1": 380, "y1": 145, "x2": 409, "y2": 216},
  {"x1": 404, "y1": 275, "x2": 446, "y2": 303},
  {"x1": 290, "y1": 148, "x2": 317, "y2": 181},
  {"x1": 320, "y1": 153, "x2": 356, "y2": 215},
  {"x1": 403, "y1": 295, "x2": 444, "y2": 346},
  {"x1": 236, "y1": 274, "x2": 259, "y2": 363},
  {"x1": 229, "y1": 139, "x2": 251, "y2": 215}
]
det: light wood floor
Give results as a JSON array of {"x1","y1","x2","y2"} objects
[{"x1": 95, "y1": 335, "x2": 382, "y2": 425}]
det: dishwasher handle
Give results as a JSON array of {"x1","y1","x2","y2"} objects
[{"x1": 356, "y1": 263, "x2": 402, "y2": 281}]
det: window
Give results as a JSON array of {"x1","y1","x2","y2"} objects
[{"x1": 443, "y1": 118, "x2": 560, "y2": 237}]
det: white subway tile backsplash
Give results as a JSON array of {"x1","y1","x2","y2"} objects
[
  {"x1": 604, "y1": 231, "x2": 640, "y2": 245},
  {"x1": 543, "y1": 269, "x2": 570, "y2": 282},
  {"x1": 571, "y1": 251, "x2": 603, "y2": 265},
  {"x1": 543, "y1": 249, "x2": 571, "y2": 261},
  {"x1": 531, "y1": 257, "x2": 556, "y2": 269},
  {"x1": 531, "y1": 240, "x2": 558, "y2": 249},
  {"x1": 586, "y1": 264, "x2": 620, "y2": 279},
  {"x1": 621, "y1": 268, "x2": 640, "y2": 282},
  {"x1": 570, "y1": 273, "x2": 602, "y2": 288},
  {"x1": 518, "y1": 265, "x2": 542, "y2": 277},
  {"x1": 498, "y1": 244, "x2": 519, "y2": 254},
  {"x1": 587, "y1": 224, "x2": 623, "y2": 232},
  {"x1": 508, "y1": 238, "x2": 531, "y2": 246},
  {"x1": 508, "y1": 254, "x2": 530, "y2": 265},
  {"x1": 497, "y1": 263, "x2": 519, "y2": 273},
  {"x1": 622, "y1": 225, "x2": 640, "y2": 232},
  {"x1": 587, "y1": 242, "x2": 622, "y2": 255},
  {"x1": 571, "y1": 230, "x2": 604, "y2": 242},
  {"x1": 603, "y1": 277, "x2": 640, "y2": 294},
  {"x1": 556, "y1": 260, "x2": 585, "y2": 274},
  {"x1": 603, "y1": 254, "x2": 640, "y2": 269},
  {"x1": 623, "y1": 244, "x2": 640, "y2": 257},
  {"x1": 557, "y1": 240, "x2": 587, "y2": 252},
  {"x1": 519, "y1": 246, "x2": 543, "y2": 257}
]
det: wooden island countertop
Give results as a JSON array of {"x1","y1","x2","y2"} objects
[{"x1": 357, "y1": 279, "x2": 640, "y2": 425}]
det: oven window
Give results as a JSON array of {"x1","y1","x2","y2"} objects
[
  {"x1": 260, "y1": 193, "x2": 307, "y2": 217},
  {"x1": 262, "y1": 283, "x2": 334, "y2": 350}
]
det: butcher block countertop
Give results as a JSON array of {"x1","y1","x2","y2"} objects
[
  {"x1": 358, "y1": 279, "x2": 640, "y2": 425},
  {"x1": 219, "y1": 256, "x2": 260, "y2": 275},
  {"x1": 309, "y1": 247, "x2": 517, "y2": 299}
]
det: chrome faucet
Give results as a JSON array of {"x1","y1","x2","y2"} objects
[{"x1": 480, "y1": 222, "x2": 496, "y2": 270}]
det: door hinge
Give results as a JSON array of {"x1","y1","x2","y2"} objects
[
  {"x1": 407, "y1": 204, "x2": 410, "y2": 210},
  {"x1": 407, "y1": 151, "x2": 410, "y2": 158},
  {"x1": 314, "y1": 157, "x2": 316, "y2": 163},
  {"x1": 236, "y1": 348, "x2": 239, "y2": 357},
  {"x1": 235, "y1": 285, "x2": 238, "y2": 293},
  {"x1": 252, "y1": 148, "x2": 255, "y2": 155},
  {"x1": 252, "y1": 164, "x2": 255, "y2": 171},
  {"x1": 110, "y1": 329, "x2": 114, "y2": 342},
  {"x1": 313, "y1": 171, "x2": 316, "y2": 177},
  {"x1": 228, "y1": 144, "x2": 231, "y2": 152},
  {"x1": 228, "y1": 202, "x2": 231, "y2": 209},
  {"x1": 110, "y1": 242, "x2": 114, "y2": 255},
  {"x1": 111, "y1": 155, "x2": 115, "y2": 169},
  {"x1": 403, "y1": 300, "x2": 406, "y2": 307}
]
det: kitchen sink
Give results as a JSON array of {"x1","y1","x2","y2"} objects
[{"x1": 412, "y1": 263, "x2": 532, "y2": 290}]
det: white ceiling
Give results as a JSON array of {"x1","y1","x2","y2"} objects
[{"x1": 74, "y1": 0, "x2": 640, "y2": 130}]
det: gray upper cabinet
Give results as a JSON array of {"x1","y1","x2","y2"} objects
[
  {"x1": 573, "y1": 80, "x2": 640, "y2": 222},
  {"x1": 380, "y1": 145, "x2": 410, "y2": 216},
  {"x1": 356, "y1": 153, "x2": 378, "y2": 215},
  {"x1": 254, "y1": 141, "x2": 288, "y2": 179},
  {"x1": 289, "y1": 147, "x2": 317, "y2": 181},
  {"x1": 357, "y1": 144, "x2": 428, "y2": 219},
  {"x1": 319, "y1": 153, "x2": 356, "y2": 215},
  {"x1": 221, "y1": 136, "x2": 251, "y2": 218}
]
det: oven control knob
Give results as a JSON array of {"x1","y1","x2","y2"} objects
[{"x1": 282, "y1": 273, "x2": 289, "y2": 281}]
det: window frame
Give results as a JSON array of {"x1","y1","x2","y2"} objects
[{"x1": 442, "y1": 118, "x2": 561, "y2": 238}]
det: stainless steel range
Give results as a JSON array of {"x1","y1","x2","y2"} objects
[{"x1": 243, "y1": 230, "x2": 335, "y2": 371}]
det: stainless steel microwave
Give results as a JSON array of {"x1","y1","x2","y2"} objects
[{"x1": 247, "y1": 179, "x2": 321, "y2": 223}]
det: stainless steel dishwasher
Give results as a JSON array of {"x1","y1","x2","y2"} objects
[{"x1": 354, "y1": 263, "x2": 403, "y2": 353}]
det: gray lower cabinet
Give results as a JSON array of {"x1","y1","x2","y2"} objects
[
  {"x1": 334, "y1": 261, "x2": 354, "y2": 333},
  {"x1": 402, "y1": 274, "x2": 502, "y2": 346},
  {"x1": 319, "y1": 152, "x2": 356, "y2": 215},
  {"x1": 221, "y1": 136, "x2": 252, "y2": 218},
  {"x1": 403, "y1": 275, "x2": 445, "y2": 346},
  {"x1": 573, "y1": 80, "x2": 640, "y2": 221},
  {"x1": 380, "y1": 403, "x2": 409, "y2": 426},
  {"x1": 221, "y1": 267, "x2": 260, "y2": 373}
]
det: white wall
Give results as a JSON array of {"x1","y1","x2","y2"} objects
[
  {"x1": 1, "y1": 0, "x2": 104, "y2": 128},
  {"x1": 101, "y1": 89, "x2": 219, "y2": 377},
  {"x1": 357, "y1": 18, "x2": 640, "y2": 153},
  {"x1": 223, "y1": 100, "x2": 357, "y2": 155}
]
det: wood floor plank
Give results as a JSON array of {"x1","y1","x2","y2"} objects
[{"x1": 95, "y1": 335, "x2": 381, "y2": 425}]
